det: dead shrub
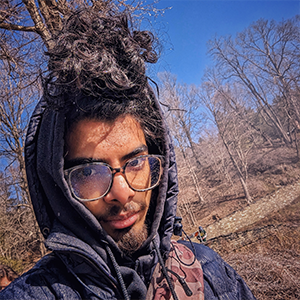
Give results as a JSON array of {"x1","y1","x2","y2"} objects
[{"x1": 223, "y1": 252, "x2": 300, "y2": 300}]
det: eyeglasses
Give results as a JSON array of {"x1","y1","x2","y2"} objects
[{"x1": 64, "y1": 155, "x2": 163, "y2": 202}]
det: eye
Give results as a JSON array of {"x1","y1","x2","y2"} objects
[
  {"x1": 127, "y1": 156, "x2": 146, "y2": 171},
  {"x1": 76, "y1": 166, "x2": 96, "y2": 179}
]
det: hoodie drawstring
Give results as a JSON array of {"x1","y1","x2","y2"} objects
[
  {"x1": 152, "y1": 239, "x2": 179, "y2": 300},
  {"x1": 165, "y1": 267, "x2": 193, "y2": 297},
  {"x1": 105, "y1": 244, "x2": 130, "y2": 300}
]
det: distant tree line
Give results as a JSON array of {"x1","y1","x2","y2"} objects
[{"x1": 159, "y1": 15, "x2": 300, "y2": 224}]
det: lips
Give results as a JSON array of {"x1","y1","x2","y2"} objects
[{"x1": 105, "y1": 212, "x2": 139, "y2": 230}]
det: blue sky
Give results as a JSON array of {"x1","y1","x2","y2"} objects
[{"x1": 148, "y1": 0, "x2": 300, "y2": 85}]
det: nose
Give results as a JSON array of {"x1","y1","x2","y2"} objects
[{"x1": 103, "y1": 173, "x2": 135, "y2": 205}]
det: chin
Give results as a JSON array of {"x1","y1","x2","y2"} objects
[
  {"x1": 112, "y1": 226, "x2": 132, "y2": 242},
  {"x1": 116, "y1": 224, "x2": 148, "y2": 256}
]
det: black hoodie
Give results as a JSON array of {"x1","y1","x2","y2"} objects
[
  {"x1": 0, "y1": 93, "x2": 257, "y2": 299},
  {"x1": 22, "y1": 91, "x2": 178, "y2": 298}
]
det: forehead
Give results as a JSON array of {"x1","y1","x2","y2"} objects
[{"x1": 65, "y1": 115, "x2": 146, "y2": 160}]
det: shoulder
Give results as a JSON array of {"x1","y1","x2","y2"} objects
[
  {"x1": 178, "y1": 241, "x2": 257, "y2": 300},
  {"x1": 0, "y1": 253, "x2": 80, "y2": 300}
]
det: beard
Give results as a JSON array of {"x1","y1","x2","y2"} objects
[
  {"x1": 96, "y1": 201, "x2": 149, "y2": 256},
  {"x1": 117, "y1": 223, "x2": 148, "y2": 256}
]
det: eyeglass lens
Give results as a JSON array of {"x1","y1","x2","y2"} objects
[{"x1": 69, "y1": 156, "x2": 161, "y2": 201}]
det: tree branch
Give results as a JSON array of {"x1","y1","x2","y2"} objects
[
  {"x1": 0, "y1": 22, "x2": 36, "y2": 32},
  {"x1": 22, "y1": 0, "x2": 52, "y2": 47},
  {"x1": 38, "y1": 0, "x2": 62, "y2": 34}
]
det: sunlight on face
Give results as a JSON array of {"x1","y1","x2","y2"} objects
[{"x1": 66, "y1": 115, "x2": 152, "y2": 250}]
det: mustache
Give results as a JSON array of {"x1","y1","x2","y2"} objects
[{"x1": 98, "y1": 201, "x2": 147, "y2": 220}]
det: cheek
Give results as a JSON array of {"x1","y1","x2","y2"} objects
[
  {"x1": 83, "y1": 200, "x2": 105, "y2": 217},
  {"x1": 138, "y1": 190, "x2": 152, "y2": 217},
  {"x1": 145, "y1": 190, "x2": 152, "y2": 208}
]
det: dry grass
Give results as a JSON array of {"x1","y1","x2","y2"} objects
[
  {"x1": 214, "y1": 197, "x2": 300, "y2": 300},
  {"x1": 225, "y1": 252, "x2": 300, "y2": 300}
]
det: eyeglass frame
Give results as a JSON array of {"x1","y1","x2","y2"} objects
[{"x1": 64, "y1": 154, "x2": 163, "y2": 202}]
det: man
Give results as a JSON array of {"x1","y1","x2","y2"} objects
[
  {"x1": 0, "y1": 265, "x2": 18, "y2": 291},
  {"x1": 0, "y1": 7, "x2": 256, "y2": 300}
]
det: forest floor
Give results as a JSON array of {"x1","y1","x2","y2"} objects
[
  {"x1": 189, "y1": 179, "x2": 300, "y2": 300},
  {"x1": 205, "y1": 179, "x2": 300, "y2": 239}
]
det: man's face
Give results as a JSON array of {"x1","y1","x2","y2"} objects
[{"x1": 65, "y1": 115, "x2": 152, "y2": 252}]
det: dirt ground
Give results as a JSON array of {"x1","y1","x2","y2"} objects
[
  {"x1": 205, "y1": 179, "x2": 300, "y2": 239},
  {"x1": 195, "y1": 180, "x2": 300, "y2": 300}
]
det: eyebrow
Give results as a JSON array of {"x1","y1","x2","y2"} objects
[
  {"x1": 64, "y1": 144, "x2": 148, "y2": 169},
  {"x1": 121, "y1": 145, "x2": 148, "y2": 161}
]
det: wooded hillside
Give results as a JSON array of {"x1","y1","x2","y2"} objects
[{"x1": 0, "y1": 3, "x2": 299, "y2": 298}]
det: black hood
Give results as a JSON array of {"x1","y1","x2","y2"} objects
[{"x1": 25, "y1": 88, "x2": 179, "y2": 259}]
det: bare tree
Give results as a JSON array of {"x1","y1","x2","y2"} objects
[
  {"x1": 0, "y1": 1, "x2": 165, "y2": 49},
  {"x1": 208, "y1": 16, "x2": 300, "y2": 152},
  {"x1": 159, "y1": 72, "x2": 205, "y2": 205},
  {"x1": 198, "y1": 128, "x2": 238, "y2": 200},
  {"x1": 205, "y1": 69, "x2": 275, "y2": 147},
  {"x1": 196, "y1": 81, "x2": 253, "y2": 203},
  {"x1": 0, "y1": 168, "x2": 42, "y2": 262},
  {"x1": 0, "y1": 30, "x2": 45, "y2": 259},
  {"x1": 159, "y1": 72, "x2": 204, "y2": 165}
]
